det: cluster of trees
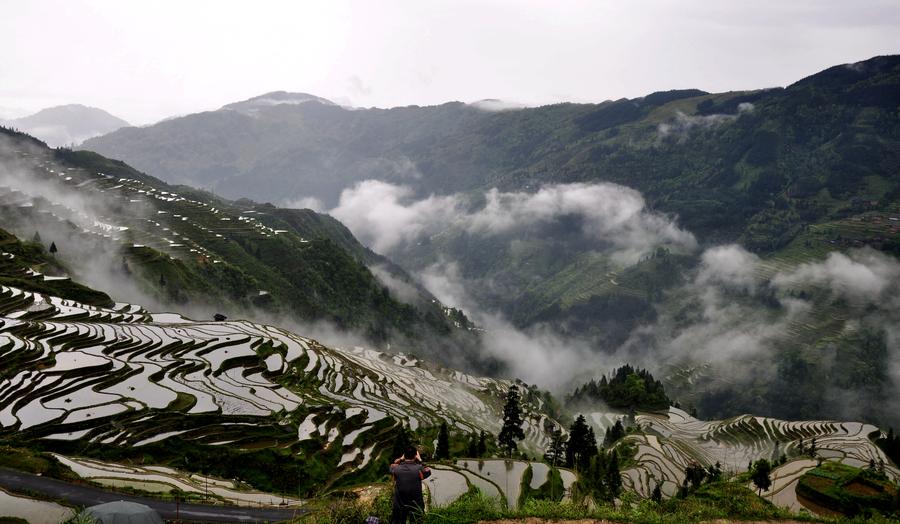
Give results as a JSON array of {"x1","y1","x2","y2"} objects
[
  {"x1": 568, "y1": 365, "x2": 670, "y2": 411},
  {"x1": 675, "y1": 461, "x2": 724, "y2": 498},
  {"x1": 578, "y1": 449, "x2": 623, "y2": 503},
  {"x1": 553, "y1": 414, "x2": 624, "y2": 503}
]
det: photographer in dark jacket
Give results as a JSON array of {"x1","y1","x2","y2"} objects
[{"x1": 389, "y1": 446, "x2": 431, "y2": 524}]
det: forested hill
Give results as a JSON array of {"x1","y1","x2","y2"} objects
[
  {"x1": 0, "y1": 127, "x2": 482, "y2": 369},
  {"x1": 82, "y1": 55, "x2": 900, "y2": 250}
]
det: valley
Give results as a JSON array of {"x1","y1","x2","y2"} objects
[{"x1": 0, "y1": 49, "x2": 898, "y2": 522}]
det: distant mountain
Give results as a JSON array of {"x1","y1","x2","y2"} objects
[
  {"x1": 221, "y1": 91, "x2": 336, "y2": 115},
  {"x1": 5, "y1": 104, "x2": 129, "y2": 147}
]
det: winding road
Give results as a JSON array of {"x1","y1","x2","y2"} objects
[{"x1": 0, "y1": 468, "x2": 306, "y2": 523}]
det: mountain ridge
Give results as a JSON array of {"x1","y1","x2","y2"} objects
[{"x1": 6, "y1": 104, "x2": 129, "y2": 147}]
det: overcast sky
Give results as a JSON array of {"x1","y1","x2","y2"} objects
[{"x1": 2, "y1": 0, "x2": 899, "y2": 124}]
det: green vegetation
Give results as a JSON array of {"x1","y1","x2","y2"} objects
[
  {"x1": 563, "y1": 415, "x2": 596, "y2": 469},
  {"x1": 0, "y1": 445, "x2": 77, "y2": 480},
  {"x1": 568, "y1": 365, "x2": 670, "y2": 411},
  {"x1": 298, "y1": 481, "x2": 806, "y2": 524},
  {"x1": 519, "y1": 465, "x2": 565, "y2": 504},
  {"x1": 796, "y1": 462, "x2": 898, "y2": 517},
  {"x1": 0, "y1": 227, "x2": 112, "y2": 307},
  {"x1": 0, "y1": 126, "x2": 482, "y2": 368},
  {"x1": 497, "y1": 385, "x2": 525, "y2": 457},
  {"x1": 751, "y1": 458, "x2": 773, "y2": 496}
]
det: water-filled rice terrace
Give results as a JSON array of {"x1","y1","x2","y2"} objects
[
  {"x1": 0, "y1": 283, "x2": 554, "y2": 486},
  {"x1": 620, "y1": 407, "x2": 899, "y2": 511}
]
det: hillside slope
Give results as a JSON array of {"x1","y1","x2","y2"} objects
[
  {"x1": 0, "y1": 267, "x2": 894, "y2": 512},
  {"x1": 82, "y1": 56, "x2": 900, "y2": 249},
  {"x1": 0, "y1": 277, "x2": 555, "y2": 495},
  {"x1": 77, "y1": 56, "x2": 900, "y2": 428},
  {"x1": 0, "y1": 127, "x2": 481, "y2": 369}
]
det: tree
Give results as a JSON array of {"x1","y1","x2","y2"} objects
[
  {"x1": 466, "y1": 434, "x2": 478, "y2": 457},
  {"x1": 808, "y1": 437, "x2": 817, "y2": 458},
  {"x1": 49, "y1": 241, "x2": 57, "y2": 254},
  {"x1": 651, "y1": 482, "x2": 662, "y2": 503},
  {"x1": 565, "y1": 415, "x2": 596, "y2": 469},
  {"x1": 436, "y1": 422, "x2": 450, "y2": 460},
  {"x1": 603, "y1": 420, "x2": 626, "y2": 447},
  {"x1": 750, "y1": 459, "x2": 772, "y2": 495},
  {"x1": 497, "y1": 385, "x2": 525, "y2": 457},
  {"x1": 685, "y1": 462, "x2": 706, "y2": 490},
  {"x1": 477, "y1": 431, "x2": 488, "y2": 457},
  {"x1": 605, "y1": 450, "x2": 622, "y2": 499},
  {"x1": 546, "y1": 427, "x2": 566, "y2": 465},
  {"x1": 32, "y1": 231, "x2": 41, "y2": 243},
  {"x1": 159, "y1": 273, "x2": 167, "y2": 287}
]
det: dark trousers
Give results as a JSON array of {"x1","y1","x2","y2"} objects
[{"x1": 391, "y1": 495, "x2": 424, "y2": 524}]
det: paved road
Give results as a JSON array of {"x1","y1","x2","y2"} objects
[{"x1": 0, "y1": 468, "x2": 306, "y2": 522}]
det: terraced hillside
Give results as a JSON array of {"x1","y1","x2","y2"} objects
[
  {"x1": 620, "y1": 407, "x2": 899, "y2": 511},
  {"x1": 0, "y1": 280, "x2": 557, "y2": 494},
  {"x1": 0, "y1": 127, "x2": 480, "y2": 368}
]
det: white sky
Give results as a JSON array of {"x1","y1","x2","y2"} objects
[{"x1": 2, "y1": 0, "x2": 899, "y2": 124}]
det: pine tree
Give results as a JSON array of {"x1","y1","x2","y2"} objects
[
  {"x1": 49, "y1": 241, "x2": 57, "y2": 254},
  {"x1": 436, "y1": 422, "x2": 450, "y2": 460},
  {"x1": 584, "y1": 450, "x2": 608, "y2": 502},
  {"x1": 477, "y1": 431, "x2": 488, "y2": 457},
  {"x1": 497, "y1": 385, "x2": 525, "y2": 457},
  {"x1": 159, "y1": 273, "x2": 167, "y2": 287},
  {"x1": 603, "y1": 420, "x2": 626, "y2": 447},
  {"x1": 605, "y1": 450, "x2": 622, "y2": 499},
  {"x1": 565, "y1": 415, "x2": 592, "y2": 468},
  {"x1": 546, "y1": 427, "x2": 566, "y2": 466},
  {"x1": 32, "y1": 231, "x2": 41, "y2": 243}
]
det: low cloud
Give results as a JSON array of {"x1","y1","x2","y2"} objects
[
  {"x1": 330, "y1": 180, "x2": 461, "y2": 253},
  {"x1": 624, "y1": 244, "x2": 797, "y2": 370},
  {"x1": 657, "y1": 103, "x2": 753, "y2": 139},
  {"x1": 695, "y1": 244, "x2": 761, "y2": 291},
  {"x1": 369, "y1": 264, "x2": 423, "y2": 303},
  {"x1": 468, "y1": 99, "x2": 527, "y2": 112},
  {"x1": 773, "y1": 249, "x2": 900, "y2": 301},
  {"x1": 283, "y1": 196, "x2": 325, "y2": 212},
  {"x1": 331, "y1": 180, "x2": 696, "y2": 264},
  {"x1": 419, "y1": 259, "x2": 611, "y2": 392}
]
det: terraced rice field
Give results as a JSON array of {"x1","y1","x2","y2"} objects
[
  {"x1": 0, "y1": 488, "x2": 74, "y2": 524},
  {"x1": 621, "y1": 407, "x2": 899, "y2": 505},
  {"x1": 52, "y1": 454, "x2": 302, "y2": 506},
  {"x1": 0, "y1": 283, "x2": 555, "y2": 484},
  {"x1": 426, "y1": 459, "x2": 575, "y2": 509}
]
